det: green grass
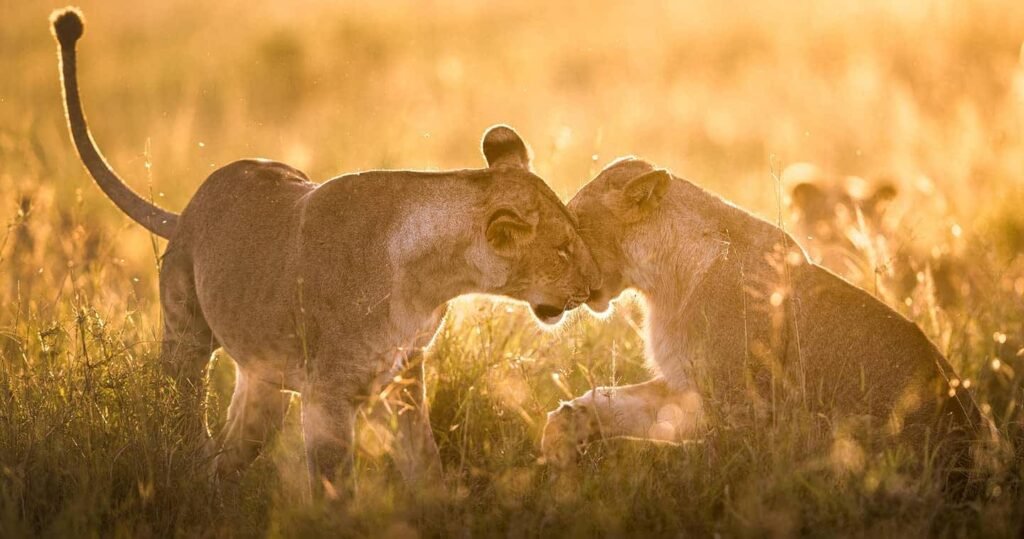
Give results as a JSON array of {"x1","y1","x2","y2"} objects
[{"x1": 3, "y1": 0, "x2": 1024, "y2": 536}]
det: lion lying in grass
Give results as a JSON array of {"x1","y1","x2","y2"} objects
[
  {"x1": 542, "y1": 157, "x2": 998, "y2": 490},
  {"x1": 51, "y1": 8, "x2": 601, "y2": 499}
]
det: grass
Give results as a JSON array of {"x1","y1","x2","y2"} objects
[{"x1": 2, "y1": 0, "x2": 1024, "y2": 536}]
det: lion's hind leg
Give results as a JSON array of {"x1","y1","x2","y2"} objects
[
  {"x1": 159, "y1": 246, "x2": 219, "y2": 440},
  {"x1": 209, "y1": 368, "x2": 291, "y2": 481},
  {"x1": 541, "y1": 377, "x2": 704, "y2": 467}
]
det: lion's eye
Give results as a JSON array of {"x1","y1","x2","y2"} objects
[{"x1": 557, "y1": 243, "x2": 572, "y2": 261}]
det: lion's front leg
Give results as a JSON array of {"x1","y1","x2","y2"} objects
[
  {"x1": 541, "y1": 377, "x2": 703, "y2": 467},
  {"x1": 301, "y1": 361, "x2": 368, "y2": 501},
  {"x1": 366, "y1": 349, "x2": 443, "y2": 492}
]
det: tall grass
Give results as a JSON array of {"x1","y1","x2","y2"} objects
[{"x1": 2, "y1": 0, "x2": 1024, "y2": 536}]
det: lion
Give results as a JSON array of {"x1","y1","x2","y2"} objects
[
  {"x1": 51, "y1": 8, "x2": 601, "y2": 499},
  {"x1": 785, "y1": 163, "x2": 970, "y2": 309},
  {"x1": 786, "y1": 164, "x2": 898, "y2": 275},
  {"x1": 541, "y1": 157, "x2": 997, "y2": 490}
]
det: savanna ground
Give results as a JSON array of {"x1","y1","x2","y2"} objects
[{"x1": 3, "y1": 0, "x2": 1024, "y2": 536}]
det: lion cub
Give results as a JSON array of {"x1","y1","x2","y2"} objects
[
  {"x1": 52, "y1": 9, "x2": 600, "y2": 498},
  {"x1": 542, "y1": 157, "x2": 993, "y2": 487}
]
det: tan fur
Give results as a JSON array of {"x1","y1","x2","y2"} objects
[
  {"x1": 52, "y1": 9, "x2": 601, "y2": 498},
  {"x1": 542, "y1": 157, "x2": 996, "y2": 489}
]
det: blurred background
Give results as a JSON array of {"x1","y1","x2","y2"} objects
[
  {"x1": 3, "y1": 0, "x2": 1024, "y2": 309},
  {"x1": 2, "y1": 0, "x2": 1024, "y2": 536}
]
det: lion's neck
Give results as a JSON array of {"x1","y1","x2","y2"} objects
[
  {"x1": 633, "y1": 254, "x2": 709, "y2": 390},
  {"x1": 386, "y1": 184, "x2": 485, "y2": 331},
  {"x1": 625, "y1": 216, "x2": 727, "y2": 311},
  {"x1": 627, "y1": 214, "x2": 803, "y2": 393},
  {"x1": 395, "y1": 237, "x2": 478, "y2": 315},
  {"x1": 623, "y1": 220, "x2": 732, "y2": 390}
]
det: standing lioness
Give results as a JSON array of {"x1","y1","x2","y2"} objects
[
  {"x1": 542, "y1": 157, "x2": 993, "y2": 488},
  {"x1": 51, "y1": 9, "x2": 600, "y2": 498}
]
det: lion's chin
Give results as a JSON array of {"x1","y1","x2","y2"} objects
[
  {"x1": 584, "y1": 293, "x2": 612, "y2": 314},
  {"x1": 532, "y1": 304, "x2": 566, "y2": 326},
  {"x1": 539, "y1": 313, "x2": 565, "y2": 326}
]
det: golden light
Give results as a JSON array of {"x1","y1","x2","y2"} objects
[
  {"x1": 647, "y1": 421, "x2": 676, "y2": 442},
  {"x1": 830, "y1": 437, "x2": 866, "y2": 475},
  {"x1": 551, "y1": 372, "x2": 574, "y2": 399},
  {"x1": 10, "y1": 0, "x2": 1024, "y2": 534}
]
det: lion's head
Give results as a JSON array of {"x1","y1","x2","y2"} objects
[
  {"x1": 786, "y1": 165, "x2": 897, "y2": 248},
  {"x1": 566, "y1": 157, "x2": 675, "y2": 313},
  {"x1": 471, "y1": 126, "x2": 602, "y2": 324}
]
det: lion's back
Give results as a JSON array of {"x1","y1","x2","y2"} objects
[
  {"x1": 793, "y1": 264, "x2": 979, "y2": 435},
  {"x1": 174, "y1": 159, "x2": 314, "y2": 244}
]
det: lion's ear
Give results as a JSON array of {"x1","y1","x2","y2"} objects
[
  {"x1": 485, "y1": 208, "x2": 537, "y2": 254},
  {"x1": 790, "y1": 182, "x2": 825, "y2": 212},
  {"x1": 481, "y1": 125, "x2": 531, "y2": 170},
  {"x1": 608, "y1": 169, "x2": 670, "y2": 222},
  {"x1": 865, "y1": 182, "x2": 897, "y2": 215}
]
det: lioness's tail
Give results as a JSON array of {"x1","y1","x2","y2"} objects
[{"x1": 50, "y1": 8, "x2": 178, "y2": 239}]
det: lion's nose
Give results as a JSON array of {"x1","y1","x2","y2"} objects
[{"x1": 587, "y1": 287, "x2": 607, "y2": 304}]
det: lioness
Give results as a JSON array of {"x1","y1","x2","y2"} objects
[
  {"x1": 52, "y1": 8, "x2": 600, "y2": 497},
  {"x1": 541, "y1": 157, "x2": 993, "y2": 488}
]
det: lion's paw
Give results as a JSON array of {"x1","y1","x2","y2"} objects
[{"x1": 540, "y1": 402, "x2": 592, "y2": 468}]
